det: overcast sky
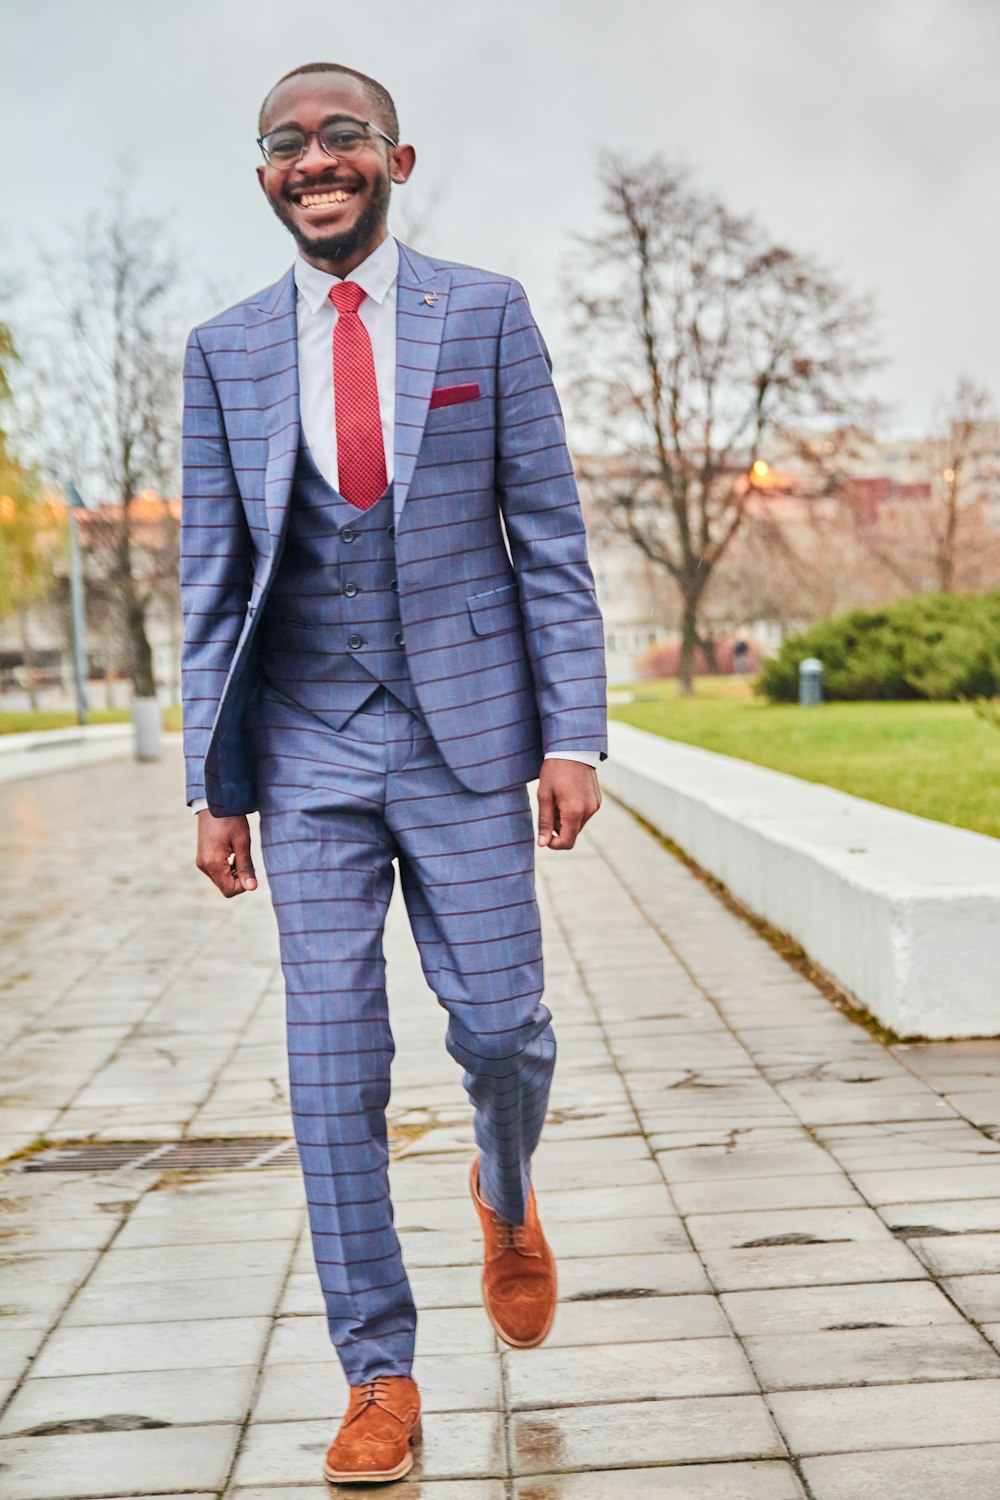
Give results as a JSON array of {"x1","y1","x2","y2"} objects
[{"x1": 3, "y1": 0, "x2": 998, "y2": 433}]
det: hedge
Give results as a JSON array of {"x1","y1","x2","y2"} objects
[{"x1": 756, "y1": 592, "x2": 1000, "y2": 702}]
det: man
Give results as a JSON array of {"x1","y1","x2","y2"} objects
[{"x1": 181, "y1": 61, "x2": 606, "y2": 1485}]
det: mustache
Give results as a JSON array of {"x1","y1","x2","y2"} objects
[{"x1": 285, "y1": 172, "x2": 364, "y2": 198}]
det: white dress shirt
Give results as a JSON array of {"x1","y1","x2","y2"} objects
[{"x1": 191, "y1": 236, "x2": 598, "y2": 810}]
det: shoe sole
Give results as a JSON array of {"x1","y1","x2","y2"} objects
[{"x1": 322, "y1": 1422, "x2": 421, "y2": 1484}]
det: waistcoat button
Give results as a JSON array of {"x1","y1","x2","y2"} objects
[
  {"x1": 394, "y1": 632, "x2": 405, "y2": 647},
  {"x1": 348, "y1": 633, "x2": 363, "y2": 649},
  {"x1": 341, "y1": 527, "x2": 356, "y2": 543},
  {"x1": 387, "y1": 524, "x2": 395, "y2": 538},
  {"x1": 344, "y1": 582, "x2": 358, "y2": 598},
  {"x1": 389, "y1": 577, "x2": 399, "y2": 592}
]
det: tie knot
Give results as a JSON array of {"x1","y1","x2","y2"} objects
[{"x1": 329, "y1": 280, "x2": 366, "y2": 316}]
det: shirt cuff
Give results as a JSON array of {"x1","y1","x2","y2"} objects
[
  {"x1": 543, "y1": 750, "x2": 601, "y2": 769},
  {"x1": 190, "y1": 798, "x2": 210, "y2": 814}
]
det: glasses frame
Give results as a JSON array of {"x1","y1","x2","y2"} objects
[{"x1": 257, "y1": 117, "x2": 399, "y2": 167}]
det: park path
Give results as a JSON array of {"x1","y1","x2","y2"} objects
[{"x1": 3, "y1": 747, "x2": 1000, "y2": 1498}]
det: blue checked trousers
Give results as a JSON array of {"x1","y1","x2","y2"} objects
[{"x1": 249, "y1": 685, "x2": 555, "y2": 1383}]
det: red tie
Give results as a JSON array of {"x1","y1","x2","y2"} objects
[{"x1": 329, "y1": 281, "x2": 387, "y2": 510}]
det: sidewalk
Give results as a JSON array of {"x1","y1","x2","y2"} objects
[{"x1": 3, "y1": 749, "x2": 1000, "y2": 1498}]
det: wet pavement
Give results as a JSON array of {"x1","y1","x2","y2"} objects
[{"x1": 3, "y1": 748, "x2": 1000, "y2": 1497}]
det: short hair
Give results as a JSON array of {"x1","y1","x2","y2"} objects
[{"x1": 259, "y1": 63, "x2": 399, "y2": 142}]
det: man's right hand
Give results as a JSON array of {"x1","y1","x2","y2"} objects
[{"x1": 196, "y1": 811, "x2": 258, "y2": 898}]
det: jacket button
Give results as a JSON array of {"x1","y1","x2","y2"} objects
[
  {"x1": 394, "y1": 632, "x2": 405, "y2": 647},
  {"x1": 341, "y1": 527, "x2": 356, "y2": 543},
  {"x1": 389, "y1": 577, "x2": 399, "y2": 592},
  {"x1": 348, "y1": 633, "x2": 364, "y2": 649},
  {"x1": 344, "y1": 582, "x2": 358, "y2": 598}
]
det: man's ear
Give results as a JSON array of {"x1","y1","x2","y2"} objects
[{"x1": 390, "y1": 144, "x2": 416, "y2": 186}]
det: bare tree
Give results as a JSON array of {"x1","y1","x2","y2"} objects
[
  {"x1": 846, "y1": 377, "x2": 998, "y2": 597},
  {"x1": 29, "y1": 182, "x2": 183, "y2": 699},
  {"x1": 569, "y1": 156, "x2": 879, "y2": 692}
]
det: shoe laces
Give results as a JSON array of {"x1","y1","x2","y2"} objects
[
  {"x1": 353, "y1": 1375, "x2": 395, "y2": 1418},
  {"x1": 497, "y1": 1219, "x2": 531, "y2": 1253}
]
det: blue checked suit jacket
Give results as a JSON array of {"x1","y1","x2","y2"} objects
[{"x1": 180, "y1": 241, "x2": 607, "y2": 815}]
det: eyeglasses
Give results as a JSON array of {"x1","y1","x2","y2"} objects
[{"x1": 258, "y1": 117, "x2": 398, "y2": 167}]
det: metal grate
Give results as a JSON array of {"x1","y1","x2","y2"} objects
[{"x1": 12, "y1": 1138, "x2": 299, "y2": 1173}]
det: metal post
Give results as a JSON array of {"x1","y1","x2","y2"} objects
[
  {"x1": 799, "y1": 656, "x2": 823, "y2": 707},
  {"x1": 65, "y1": 483, "x2": 89, "y2": 726}
]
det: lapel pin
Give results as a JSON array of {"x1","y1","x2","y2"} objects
[{"x1": 423, "y1": 292, "x2": 439, "y2": 306}]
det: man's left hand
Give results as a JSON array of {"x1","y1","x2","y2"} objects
[{"x1": 536, "y1": 760, "x2": 602, "y2": 851}]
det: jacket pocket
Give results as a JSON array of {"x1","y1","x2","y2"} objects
[{"x1": 467, "y1": 582, "x2": 519, "y2": 637}]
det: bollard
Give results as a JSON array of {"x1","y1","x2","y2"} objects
[{"x1": 799, "y1": 657, "x2": 823, "y2": 707}]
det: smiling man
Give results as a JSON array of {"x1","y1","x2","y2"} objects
[{"x1": 180, "y1": 62, "x2": 606, "y2": 1485}]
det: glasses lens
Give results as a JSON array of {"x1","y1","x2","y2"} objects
[
  {"x1": 263, "y1": 128, "x2": 305, "y2": 163},
  {"x1": 318, "y1": 124, "x2": 367, "y2": 156}
]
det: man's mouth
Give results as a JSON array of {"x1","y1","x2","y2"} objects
[{"x1": 292, "y1": 186, "x2": 358, "y2": 209}]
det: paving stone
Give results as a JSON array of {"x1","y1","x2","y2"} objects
[
  {"x1": 86, "y1": 1238, "x2": 294, "y2": 1287},
  {"x1": 0, "y1": 1364, "x2": 259, "y2": 1435},
  {"x1": 545, "y1": 1294, "x2": 730, "y2": 1346},
  {"x1": 30, "y1": 1316, "x2": 272, "y2": 1377},
  {"x1": 853, "y1": 1164, "x2": 1000, "y2": 1204},
  {"x1": 670, "y1": 1172, "x2": 863, "y2": 1215},
  {"x1": 700, "y1": 1237, "x2": 926, "y2": 1291},
  {"x1": 506, "y1": 1337, "x2": 756, "y2": 1407},
  {"x1": 940, "y1": 1273, "x2": 1000, "y2": 1322},
  {"x1": 801, "y1": 1443, "x2": 1000, "y2": 1499},
  {"x1": 745, "y1": 1323, "x2": 1000, "y2": 1390},
  {"x1": 554, "y1": 1250, "x2": 712, "y2": 1300},
  {"x1": 769, "y1": 1378, "x2": 1000, "y2": 1453},
  {"x1": 0, "y1": 1424, "x2": 239, "y2": 1499},
  {"x1": 908, "y1": 1232, "x2": 1000, "y2": 1277},
  {"x1": 655, "y1": 1142, "x2": 838, "y2": 1182},
  {"x1": 510, "y1": 1395, "x2": 785, "y2": 1472},
  {"x1": 513, "y1": 1464, "x2": 806, "y2": 1498},
  {"x1": 61, "y1": 1272, "x2": 285, "y2": 1326},
  {"x1": 721, "y1": 1279, "x2": 964, "y2": 1337},
  {"x1": 880, "y1": 1198, "x2": 1000, "y2": 1234},
  {"x1": 686, "y1": 1206, "x2": 895, "y2": 1251},
  {"x1": 232, "y1": 1411, "x2": 505, "y2": 1484}
]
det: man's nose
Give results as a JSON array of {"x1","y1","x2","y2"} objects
[{"x1": 299, "y1": 135, "x2": 340, "y2": 173}]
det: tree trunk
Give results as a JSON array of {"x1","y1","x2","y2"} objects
[
  {"x1": 677, "y1": 600, "x2": 699, "y2": 697},
  {"x1": 17, "y1": 606, "x2": 39, "y2": 712},
  {"x1": 123, "y1": 582, "x2": 156, "y2": 699}
]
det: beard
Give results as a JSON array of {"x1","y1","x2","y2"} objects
[{"x1": 277, "y1": 171, "x2": 391, "y2": 263}]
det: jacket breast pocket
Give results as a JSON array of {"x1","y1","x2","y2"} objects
[{"x1": 467, "y1": 583, "x2": 520, "y2": 637}]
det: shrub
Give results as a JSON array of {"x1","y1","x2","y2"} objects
[{"x1": 756, "y1": 592, "x2": 1000, "y2": 702}]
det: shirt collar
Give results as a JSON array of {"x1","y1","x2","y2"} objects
[{"x1": 294, "y1": 234, "x2": 399, "y2": 314}]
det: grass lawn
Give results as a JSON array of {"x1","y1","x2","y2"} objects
[
  {"x1": 0, "y1": 706, "x2": 183, "y2": 735},
  {"x1": 610, "y1": 677, "x2": 1000, "y2": 840}
]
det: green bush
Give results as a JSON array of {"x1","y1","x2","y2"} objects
[{"x1": 756, "y1": 592, "x2": 1000, "y2": 702}]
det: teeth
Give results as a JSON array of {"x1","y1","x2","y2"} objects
[{"x1": 299, "y1": 190, "x2": 351, "y2": 207}]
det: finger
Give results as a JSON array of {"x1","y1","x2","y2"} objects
[
  {"x1": 550, "y1": 814, "x2": 584, "y2": 851},
  {"x1": 536, "y1": 784, "x2": 557, "y2": 848},
  {"x1": 232, "y1": 832, "x2": 258, "y2": 892}
]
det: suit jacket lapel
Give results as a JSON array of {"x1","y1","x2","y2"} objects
[
  {"x1": 244, "y1": 269, "x2": 299, "y2": 544},
  {"x1": 394, "y1": 242, "x2": 450, "y2": 521}
]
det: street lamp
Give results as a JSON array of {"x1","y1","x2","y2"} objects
[{"x1": 63, "y1": 482, "x2": 91, "y2": 727}]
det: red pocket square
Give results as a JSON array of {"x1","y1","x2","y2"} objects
[{"x1": 429, "y1": 382, "x2": 481, "y2": 409}]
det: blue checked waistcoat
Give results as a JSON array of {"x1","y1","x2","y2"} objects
[{"x1": 180, "y1": 241, "x2": 607, "y2": 815}]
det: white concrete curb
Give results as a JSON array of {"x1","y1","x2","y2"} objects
[
  {"x1": 0, "y1": 723, "x2": 134, "y2": 786},
  {"x1": 604, "y1": 721, "x2": 1000, "y2": 1039}
]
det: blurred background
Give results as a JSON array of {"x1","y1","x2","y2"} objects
[{"x1": 2, "y1": 0, "x2": 1000, "y2": 832}]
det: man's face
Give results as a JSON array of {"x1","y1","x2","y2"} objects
[{"x1": 256, "y1": 74, "x2": 412, "y2": 268}]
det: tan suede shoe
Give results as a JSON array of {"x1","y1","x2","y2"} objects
[
  {"x1": 470, "y1": 1154, "x2": 557, "y2": 1348},
  {"x1": 322, "y1": 1375, "x2": 422, "y2": 1485}
]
